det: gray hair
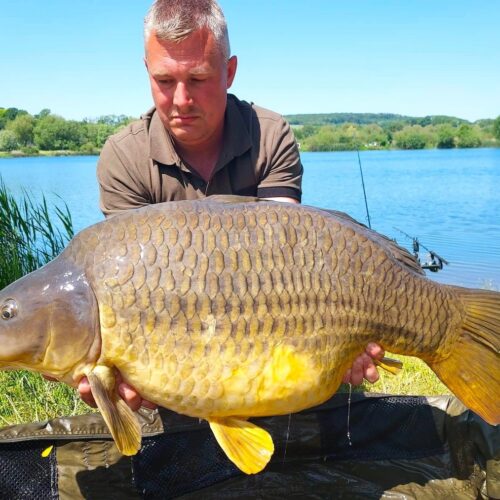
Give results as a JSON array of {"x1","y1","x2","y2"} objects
[{"x1": 144, "y1": 0, "x2": 230, "y2": 59}]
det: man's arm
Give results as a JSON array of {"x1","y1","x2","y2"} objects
[
  {"x1": 264, "y1": 196, "x2": 300, "y2": 204},
  {"x1": 97, "y1": 132, "x2": 153, "y2": 217}
]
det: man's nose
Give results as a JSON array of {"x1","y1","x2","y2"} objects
[{"x1": 173, "y1": 82, "x2": 192, "y2": 108}]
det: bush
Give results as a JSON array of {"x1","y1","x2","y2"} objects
[
  {"x1": 394, "y1": 126, "x2": 430, "y2": 150},
  {"x1": 435, "y1": 125, "x2": 456, "y2": 149},
  {"x1": 456, "y1": 124, "x2": 482, "y2": 148},
  {"x1": 20, "y1": 145, "x2": 39, "y2": 155},
  {"x1": 0, "y1": 130, "x2": 19, "y2": 151},
  {"x1": 79, "y1": 142, "x2": 99, "y2": 155}
]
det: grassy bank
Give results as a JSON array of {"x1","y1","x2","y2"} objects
[{"x1": 0, "y1": 150, "x2": 99, "y2": 159}]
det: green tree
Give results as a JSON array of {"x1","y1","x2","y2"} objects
[
  {"x1": 0, "y1": 130, "x2": 19, "y2": 151},
  {"x1": 85, "y1": 121, "x2": 115, "y2": 148},
  {"x1": 7, "y1": 114, "x2": 35, "y2": 146},
  {"x1": 359, "y1": 124, "x2": 389, "y2": 147},
  {"x1": 394, "y1": 126, "x2": 430, "y2": 150},
  {"x1": 35, "y1": 108, "x2": 51, "y2": 119},
  {"x1": 303, "y1": 126, "x2": 337, "y2": 151},
  {"x1": 292, "y1": 124, "x2": 317, "y2": 142},
  {"x1": 493, "y1": 116, "x2": 500, "y2": 141},
  {"x1": 456, "y1": 124, "x2": 481, "y2": 148},
  {"x1": 33, "y1": 115, "x2": 86, "y2": 150},
  {"x1": 435, "y1": 124, "x2": 456, "y2": 149}
]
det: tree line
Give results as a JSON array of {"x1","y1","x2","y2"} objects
[
  {"x1": 291, "y1": 114, "x2": 500, "y2": 151},
  {"x1": 0, "y1": 107, "x2": 134, "y2": 155},
  {"x1": 1, "y1": 106, "x2": 499, "y2": 154}
]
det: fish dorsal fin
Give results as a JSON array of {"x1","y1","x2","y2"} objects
[
  {"x1": 204, "y1": 195, "x2": 261, "y2": 204},
  {"x1": 319, "y1": 207, "x2": 425, "y2": 276},
  {"x1": 87, "y1": 365, "x2": 142, "y2": 456},
  {"x1": 209, "y1": 417, "x2": 274, "y2": 474}
]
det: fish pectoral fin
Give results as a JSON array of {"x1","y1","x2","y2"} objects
[
  {"x1": 208, "y1": 417, "x2": 274, "y2": 475},
  {"x1": 87, "y1": 365, "x2": 142, "y2": 456},
  {"x1": 374, "y1": 356, "x2": 403, "y2": 375}
]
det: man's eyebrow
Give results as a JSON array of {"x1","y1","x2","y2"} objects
[
  {"x1": 151, "y1": 66, "x2": 212, "y2": 78},
  {"x1": 188, "y1": 66, "x2": 212, "y2": 75}
]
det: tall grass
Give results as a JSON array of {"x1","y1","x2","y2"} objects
[
  {"x1": 0, "y1": 179, "x2": 91, "y2": 425},
  {"x1": 0, "y1": 178, "x2": 73, "y2": 289}
]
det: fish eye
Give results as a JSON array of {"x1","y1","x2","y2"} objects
[{"x1": 1, "y1": 299, "x2": 17, "y2": 320}]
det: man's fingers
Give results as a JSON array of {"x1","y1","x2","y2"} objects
[
  {"x1": 141, "y1": 399, "x2": 159, "y2": 410},
  {"x1": 118, "y1": 383, "x2": 143, "y2": 412},
  {"x1": 118, "y1": 382, "x2": 159, "y2": 411},
  {"x1": 349, "y1": 356, "x2": 365, "y2": 386},
  {"x1": 362, "y1": 354, "x2": 380, "y2": 383},
  {"x1": 343, "y1": 344, "x2": 384, "y2": 385},
  {"x1": 365, "y1": 342, "x2": 384, "y2": 360},
  {"x1": 342, "y1": 368, "x2": 352, "y2": 384},
  {"x1": 78, "y1": 376, "x2": 97, "y2": 408}
]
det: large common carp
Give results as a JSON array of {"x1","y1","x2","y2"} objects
[{"x1": 0, "y1": 196, "x2": 498, "y2": 474}]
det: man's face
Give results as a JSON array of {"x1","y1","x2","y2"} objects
[{"x1": 145, "y1": 28, "x2": 237, "y2": 150}]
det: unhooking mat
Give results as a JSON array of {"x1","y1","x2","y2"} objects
[{"x1": 0, "y1": 393, "x2": 498, "y2": 499}]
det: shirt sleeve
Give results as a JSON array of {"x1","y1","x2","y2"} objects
[
  {"x1": 97, "y1": 135, "x2": 152, "y2": 217},
  {"x1": 256, "y1": 117, "x2": 303, "y2": 202}
]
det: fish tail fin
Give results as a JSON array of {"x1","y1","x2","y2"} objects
[
  {"x1": 208, "y1": 417, "x2": 274, "y2": 474},
  {"x1": 428, "y1": 288, "x2": 500, "y2": 425}
]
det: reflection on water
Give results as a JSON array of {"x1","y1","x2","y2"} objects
[{"x1": 1, "y1": 148, "x2": 499, "y2": 289}]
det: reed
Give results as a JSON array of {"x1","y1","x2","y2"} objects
[{"x1": 0, "y1": 178, "x2": 73, "y2": 289}]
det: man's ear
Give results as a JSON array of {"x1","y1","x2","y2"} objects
[{"x1": 226, "y1": 55, "x2": 238, "y2": 88}]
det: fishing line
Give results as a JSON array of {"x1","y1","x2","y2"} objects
[
  {"x1": 282, "y1": 413, "x2": 292, "y2": 468},
  {"x1": 346, "y1": 383, "x2": 353, "y2": 447},
  {"x1": 357, "y1": 150, "x2": 372, "y2": 229}
]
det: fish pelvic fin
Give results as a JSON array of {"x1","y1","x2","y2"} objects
[
  {"x1": 87, "y1": 365, "x2": 142, "y2": 456},
  {"x1": 208, "y1": 417, "x2": 274, "y2": 474},
  {"x1": 429, "y1": 288, "x2": 500, "y2": 425},
  {"x1": 374, "y1": 356, "x2": 404, "y2": 375}
]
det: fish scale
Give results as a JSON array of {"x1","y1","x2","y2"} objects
[{"x1": 0, "y1": 196, "x2": 498, "y2": 475}]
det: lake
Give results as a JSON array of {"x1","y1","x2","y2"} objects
[{"x1": 0, "y1": 148, "x2": 499, "y2": 289}]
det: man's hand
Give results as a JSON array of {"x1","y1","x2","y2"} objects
[
  {"x1": 342, "y1": 343, "x2": 385, "y2": 385},
  {"x1": 77, "y1": 373, "x2": 157, "y2": 411}
]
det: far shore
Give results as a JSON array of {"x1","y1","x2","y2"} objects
[
  {"x1": 1, "y1": 145, "x2": 499, "y2": 159},
  {"x1": 0, "y1": 150, "x2": 99, "y2": 159}
]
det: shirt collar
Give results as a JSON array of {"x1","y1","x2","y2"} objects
[{"x1": 148, "y1": 95, "x2": 252, "y2": 173}]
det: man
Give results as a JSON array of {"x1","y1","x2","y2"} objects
[{"x1": 79, "y1": 0, "x2": 384, "y2": 411}]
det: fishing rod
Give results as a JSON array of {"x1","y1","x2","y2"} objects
[
  {"x1": 355, "y1": 148, "x2": 448, "y2": 273},
  {"x1": 393, "y1": 227, "x2": 449, "y2": 272}
]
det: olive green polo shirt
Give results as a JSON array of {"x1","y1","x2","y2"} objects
[{"x1": 97, "y1": 94, "x2": 303, "y2": 217}]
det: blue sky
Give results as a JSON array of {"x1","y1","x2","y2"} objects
[{"x1": 1, "y1": 1, "x2": 498, "y2": 121}]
